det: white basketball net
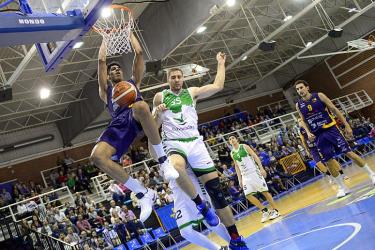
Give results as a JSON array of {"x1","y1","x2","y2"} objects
[{"x1": 93, "y1": 6, "x2": 134, "y2": 56}]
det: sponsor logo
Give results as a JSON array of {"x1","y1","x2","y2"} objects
[{"x1": 19, "y1": 19, "x2": 45, "y2": 24}]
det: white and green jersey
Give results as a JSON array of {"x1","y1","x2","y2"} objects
[
  {"x1": 231, "y1": 144, "x2": 260, "y2": 177},
  {"x1": 160, "y1": 89, "x2": 200, "y2": 141}
]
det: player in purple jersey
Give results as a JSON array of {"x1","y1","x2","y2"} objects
[
  {"x1": 90, "y1": 34, "x2": 179, "y2": 222},
  {"x1": 295, "y1": 80, "x2": 375, "y2": 198}
]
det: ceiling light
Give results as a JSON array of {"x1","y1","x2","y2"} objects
[
  {"x1": 196, "y1": 26, "x2": 207, "y2": 34},
  {"x1": 73, "y1": 41, "x2": 84, "y2": 49},
  {"x1": 348, "y1": 7, "x2": 358, "y2": 13},
  {"x1": 226, "y1": 0, "x2": 236, "y2": 7},
  {"x1": 328, "y1": 28, "x2": 343, "y2": 38},
  {"x1": 283, "y1": 15, "x2": 292, "y2": 22},
  {"x1": 40, "y1": 88, "x2": 50, "y2": 99},
  {"x1": 241, "y1": 55, "x2": 248, "y2": 61},
  {"x1": 305, "y1": 41, "x2": 312, "y2": 47},
  {"x1": 101, "y1": 7, "x2": 112, "y2": 18}
]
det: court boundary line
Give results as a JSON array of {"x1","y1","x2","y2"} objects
[{"x1": 257, "y1": 222, "x2": 361, "y2": 250}]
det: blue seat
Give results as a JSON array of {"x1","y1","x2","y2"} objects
[
  {"x1": 152, "y1": 227, "x2": 168, "y2": 239},
  {"x1": 140, "y1": 232, "x2": 157, "y2": 245},
  {"x1": 308, "y1": 160, "x2": 316, "y2": 169},
  {"x1": 114, "y1": 244, "x2": 126, "y2": 250},
  {"x1": 126, "y1": 239, "x2": 143, "y2": 250}
]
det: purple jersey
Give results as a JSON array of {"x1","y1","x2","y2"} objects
[
  {"x1": 106, "y1": 79, "x2": 142, "y2": 119},
  {"x1": 97, "y1": 79, "x2": 143, "y2": 160},
  {"x1": 297, "y1": 93, "x2": 336, "y2": 134}
]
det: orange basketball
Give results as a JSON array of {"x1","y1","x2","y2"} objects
[{"x1": 112, "y1": 81, "x2": 137, "y2": 107}]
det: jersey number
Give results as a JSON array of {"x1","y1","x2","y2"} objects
[
  {"x1": 307, "y1": 104, "x2": 313, "y2": 111},
  {"x1": 171, "y1": 97, "x2": 182, "y2": 106},
  {"x1": 175, "y1": 210, "x2": 182, "y2": 219}
]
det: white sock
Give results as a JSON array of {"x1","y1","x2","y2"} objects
[
  {"x1": 210, "y1": 223, "x2": 231, "y2": 243},
  {"x1": 152, "y1": 143, "x2": 166, "y2": 159},
  {"x1": 180, "y1": 226, "x2": 221, "y2": 250},
  {"x1": 363, "y1": 164, "x2": 375, "y2": 175},
  {"x1": 334, "y1": 175, "x2": 347, "y2": 190},
  {"x1": 124, "y1": 177, "x2": 147, "y2": 194}
]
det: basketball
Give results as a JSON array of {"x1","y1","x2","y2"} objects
[{"x1": 112, "y1": 81, "x2": 137, "y2": 107}]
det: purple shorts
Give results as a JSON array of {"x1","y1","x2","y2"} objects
[
  {"x1": 316, "y1": 126, "x2": 351, "y2": 163},
  {"x1": 309, "y1": 146, "x2": 322, "y2": 163},
  {"x1": 97, "y1": 109, "x2": 142, "y2": 160}
]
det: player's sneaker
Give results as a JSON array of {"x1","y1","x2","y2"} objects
[
  {"x1": 229, "y1": 236, "x2": 249, "y2": 250},
  {"x1": 261, "y1": 211, "x2": 270, "y2": 223},
  {"x1": 269, "y1": 210, "x2": 280, "y2": 220},
  {"x1": 197, "y1": 201, "x2": 220, "y2": 227},
  {"x1": 336, "y1": 187, "x2": 349, "y2": 199},
  {"x1": 160, "y1": 159, "x2": 179, "y2": 181},
  {"x1": 138, "y1": 188, "x2": 157, "y2": 222}
]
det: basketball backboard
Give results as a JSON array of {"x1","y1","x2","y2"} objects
[{"x1": 0, "y1": 0, "x2": 113, "y2": 72}]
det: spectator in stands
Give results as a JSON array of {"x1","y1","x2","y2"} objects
[
  {"x1": 84, "y1": 163, "x2": 98, "y2": 179},
  {"x1": 49, "y1": 170, "x2": 59, "y2": 187},
  {"x1": 109, "y1": 200, "x2": 121, "y2": 217},
  {"x1": 58, "y1": 170, "x2": 68, "y2": 187},
  {"x1": 64, "y1": 226, "x2": 81, "y2": 244},
  {"x1": 228, "y1": 180, "x2": 244, "y2": 201},
  {"x1": 152, "y1": 171, "x2": 164, "y2": 185},
  {"x1": 76, "y1": 214, "x2": 92, "y2": 233},
  {"x1": 98, "y1": 236, "x2": 114, "y2": 250},
  {"x1": 75, "y1": 192, "x2": 89, "y2": 207},
  {"x1": 130, "y1": 192, "x2": 140, "y2": 209},
  {"x1": 31, "y1": 215, "x2": 43, "y2": 230},
  {"x1": 88, "y1": 206, "x2": 105, "y2": 226},
  {"x1": 218, "y1": 145, "x2": 231, "y2": 166},
  {"x1": 76, "y1": 168, "x2": 90, "y2": 193},
  {"x1": 67, "y1": 172, "x2": 77, "y2": 192},
  {"x1": 41, "y1": 220, "x2": 53, "y2": 235},
  {"x1": 109, "y1": 183, "x2": 126, "y2": 204},
  {"x1": 12, "y1": 185, "x2": 21, "y2": 202},
  {"x1": 222, "y1": 163, "x2": 236, "y2": 180},
  {"x1": 122, "y1": 154, "x2": 132, "y2": 167},
  {"x1": 64, "y1": 154, "x2": 75, "y2": 166},
  {"x1": 96, "y1": 202, "x2": 110, "y2": 219},
  {"x1": 54, "y1": 208, "x2": 67, "y2": 224},
  {"x1": 1, "y1": 188, "x2": 12, "y2": 205},
  {"x1": 138, "y1": 146, "x2": 149, "y2": 161}
]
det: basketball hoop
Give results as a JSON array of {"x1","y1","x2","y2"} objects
[{"x1": 93, "y1": 5, "x2": 134, "y2": 56}]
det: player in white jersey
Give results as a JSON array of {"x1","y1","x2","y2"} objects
[
  {"x1": 153, "y1": 52, "x2": 248, "y2": 249},
  {"x1": 228, "y1": 135, "x2": 280, "y2": 223},
  {"x1": 171, "y1": 166, "x2": 230, "y2": 250}
]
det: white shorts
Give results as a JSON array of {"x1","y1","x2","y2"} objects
[
  {"x1": 163, "y1": 136, "x2": 215, "y2": 176},
  {"x1": 242, "y1": 172, "x2": 268, "y2": 195},
  {"x1": 170, "y1": 167, "x2": 210, "y2": 229}
]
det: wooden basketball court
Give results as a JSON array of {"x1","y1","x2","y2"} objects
[{"x1": 180, "y1": 155, "x2": 375, "y2": 250}]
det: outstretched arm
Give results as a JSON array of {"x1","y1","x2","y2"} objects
[
  {"x1": 189, "y1": 52, "x2": 226, "y2": 100},
  {"x1": 98, "y1": 40, "x2": 108, "y2": 103},
  {"x1": 318, "y1": 92, "x2": 353, "y2": 138},
  {"x1": 130, "y1": 32, "x2": 145, "y2": 89}
]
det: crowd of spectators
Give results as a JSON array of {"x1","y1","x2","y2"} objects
[{"x1": 20, "y1": 191, "x2": 150, "y2": 249}]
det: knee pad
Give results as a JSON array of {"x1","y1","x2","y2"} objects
[{"x1": 204, "y1": 177, "x2": 228, "y2": 209}]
